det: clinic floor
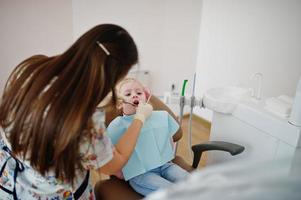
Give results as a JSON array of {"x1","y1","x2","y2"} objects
[{"x1": 91, "y1": 115, "x2": 211, "y2": 186}]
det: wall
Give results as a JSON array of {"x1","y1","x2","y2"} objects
[
  {"x1": 0, "y1": 0, "x2": 73, "y2": 95},
  {"x1": 4, "y1": 1, "x2": 298, "y2": 123},
  {"x1": 72, "y1": 0, "x2": 202, "y2": 96},
  {"x1": 194, "y1": 0, "x2": 301, "y2": 121}
]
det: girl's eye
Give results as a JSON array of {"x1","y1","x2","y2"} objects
[
  {"x1": 137, "y1": 92, "x2": 142, "y2": 95},
  {"x1": 124, "y1": 93, "x2": 131, "y2": 96}
]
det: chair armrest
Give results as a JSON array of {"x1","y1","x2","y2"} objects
[{"x1": 191, "y1": 141, "x2": 245, "y2": 168}]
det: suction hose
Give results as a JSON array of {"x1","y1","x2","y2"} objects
[{"x1": 174, "y1": 79, "x2": 188, "y2": 154}]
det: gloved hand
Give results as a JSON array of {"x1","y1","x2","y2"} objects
[{"x1": 134, "y1": 103, "x2": 153, "y2": 123}]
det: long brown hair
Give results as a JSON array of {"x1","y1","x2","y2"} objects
[{"x1": 0, "y1": 24, "x2": 138, "y2": 182}]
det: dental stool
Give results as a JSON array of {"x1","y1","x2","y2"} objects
[{"x1": 94, "y1": 96, "x2": 244, "y2": 200}]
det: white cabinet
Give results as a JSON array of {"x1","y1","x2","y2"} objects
[{"x1": 208, "y1": 101, "x2": 301, "y2": 173}]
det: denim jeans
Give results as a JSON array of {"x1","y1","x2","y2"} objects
[{"x1": 128, "y1": 162, "x2": 189, "y2": 196}]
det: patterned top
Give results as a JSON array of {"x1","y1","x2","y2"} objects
[{"x1": 0, "y1": 110, "x2": 113, "y2": 200}]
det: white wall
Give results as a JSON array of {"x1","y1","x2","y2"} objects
[
  {"x1": 195, "y1": 0, "x2": 301, "y2": 121},
  {"x1": 72, "y1": 0, "x2": 202, "y2": 96},
  {"x1": 4, "y1": 1, "x2": 298, "y2": 123},
  {"x1": 0, "y1": 0, "x2": 73, "y2": 95}
]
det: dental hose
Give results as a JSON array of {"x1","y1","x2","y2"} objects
[
  {"x1": 179, "y1": 79, "x2": 188, "y2": 125},
  {"x1": 175, "y1": 79, "x2": 188, "y2": 154},
  {"x1": 188, "y1": 73, "x2": 197, "y2": 159}
]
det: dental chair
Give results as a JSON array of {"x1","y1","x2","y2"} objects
[{"x1": 94, "y1": 96, "x2": 244, "y2": 200}]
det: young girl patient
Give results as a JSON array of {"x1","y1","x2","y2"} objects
[{"x1": 106, "y1": 78, "x2": 189, "y2": 196}]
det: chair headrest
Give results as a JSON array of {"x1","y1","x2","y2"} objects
[{"x1": 104, "y1": 96, "x2": 183, "y2": 142}]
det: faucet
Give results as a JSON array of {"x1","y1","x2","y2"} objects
[{"x1": 251, "y1": 72, "x2": 263, "y2": 100}]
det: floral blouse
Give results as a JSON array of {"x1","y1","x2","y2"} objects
[{"x1": 0, "y1": 110, "x2": 113, "y2": 200}]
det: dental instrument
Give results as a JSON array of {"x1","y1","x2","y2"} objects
[
  {"x1": 179, "y1": 79, "x2": 188, "y2": 125},
  {"x1": 147, "y1": 94, "x2": 152, "y2": 104},
  {"x1": 174, "y1": 79, "x2": 188, "y2": 154},
  {"x1": 121, "y1": 91, "x2": 152, "y2": 107},
  {"x1": 167, "y1": 78, "x2": 204, "y2": 156},
  {"x1": 187, "y1": 73, "x2": 197, "y2": 158},
  {"x1": 122, "y1": 100, "x2": 137, "y2": 107},
  {"x1": 173, "y1": 74, "x2": 198, "y2": 158}
]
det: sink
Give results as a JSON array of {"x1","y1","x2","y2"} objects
[{"x1": 203, "y1": 86, "x2": 250, "y2": 114}]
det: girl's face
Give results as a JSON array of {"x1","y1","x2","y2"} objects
[{"x1": 119, "y1": 81, "x2": 147, "y2": 115}]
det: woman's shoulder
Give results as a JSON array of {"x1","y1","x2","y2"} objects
[{"x1": 0, "y1": 126, "x2": 12, "y2": 149}]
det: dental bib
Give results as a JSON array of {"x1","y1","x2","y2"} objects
[{"x1": 107, "y1": 111, "x2": 179, "y2": 180}]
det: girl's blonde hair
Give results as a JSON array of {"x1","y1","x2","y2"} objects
[{"x1": 117, "y1": 77, "x2": 144, "y2": 94}]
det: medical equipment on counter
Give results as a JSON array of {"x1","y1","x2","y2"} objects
[
  {"x1": 172, "y1": 76, "x2": 202, "y2": 157},
  {"x1": 164, "y1": 73, "x2": 301, "y2": 172},
  {"x1": 164, "y1": 77, "x2": 204, "y2": 157},
  {"x1": 250, "y1": 72, "x2": 263, "y2": 100},
  {"x1": 127, "y1": 70, "x2": 151, "y2": 88},
  {"x1": 174, "y1": 79, "x2": 188, "y2": 154},
  {"x1": 187, "y1": 74, "x2": 196, "y2": 158}
]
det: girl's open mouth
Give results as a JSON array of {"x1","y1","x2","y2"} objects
[{"x1": 133, "y1": 100, "x2": 139, "y2": 106}]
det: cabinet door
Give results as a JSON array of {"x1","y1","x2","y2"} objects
[{"x1": 208, "y1": 112, "x2": 278, "y2": 165}]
